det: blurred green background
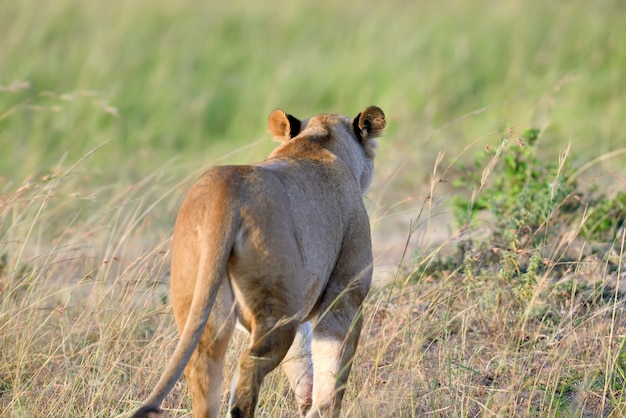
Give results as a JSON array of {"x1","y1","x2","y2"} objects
[{"x1": 1, "y1": 0, "x2": 625, "y2": 184}]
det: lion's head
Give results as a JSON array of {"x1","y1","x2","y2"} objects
[{"x1": 268, "y1": 106, "x2": 386, "y2": 192}]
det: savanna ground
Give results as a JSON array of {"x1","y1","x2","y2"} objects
[{"x1": 1, "y1": 0, "x2": 626, "y2": 416}]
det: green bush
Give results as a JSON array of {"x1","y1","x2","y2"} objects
[
  {"x1": 452, "y1": 128, "x2": 578, "y2": 249},
  {"x1": 447, "y1": 127, "x2": 624, "y2": 285}
]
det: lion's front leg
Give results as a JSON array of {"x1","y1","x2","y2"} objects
[
  {"x1": 307, "y1": 301, "x2": 365, "y2": 418},
  {"x1": 307, "y1": 220, "x2": 372, "y2": 418},
  {"x1": 281, "y1": 322, "x2": 314, "y2": 416}
]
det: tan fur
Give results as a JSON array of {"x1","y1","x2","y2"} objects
[{"x1": 131, "y1": 106, "x2": 386, "y2": 418}]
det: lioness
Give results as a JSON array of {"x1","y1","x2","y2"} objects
[{"x1": 132, "y1": 106, "x2": 386, "y2": 418}]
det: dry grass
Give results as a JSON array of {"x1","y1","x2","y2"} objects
[
  {"x1": 3, "y1": 1, "x2": 626, "y2": 415},
  {"x1": 349, "y1": 256, "x2": 626, "y2": 417},
  {"x1": 1, "y1": 142, "x2": 625, "y2": 417}
]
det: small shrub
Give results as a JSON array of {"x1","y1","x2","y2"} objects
[
  {"x1": 444, "y1": 127, "x2": 625, "y2": 284},
  {"x1": 452, "y1": 128, "x2": 578, "y2": 250}
]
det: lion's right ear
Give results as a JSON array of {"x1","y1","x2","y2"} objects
[
  {"x1": 353, "y1": 106, "x2": 386, "y2": 142},
  {"x1": 268, "y1": 110, "x2": 301, "y2": 142}
]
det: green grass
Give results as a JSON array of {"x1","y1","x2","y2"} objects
[
  {"x1": 2, "y1": 0, "x2": 626, "y2": 181},
  {"x1": 2, "y1": 0, "x2": 626, "y2": 416}
]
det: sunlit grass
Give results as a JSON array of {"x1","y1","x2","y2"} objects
[
  {"x1": 1, "y1": 134, "x2": 625, "y2": 416},
  {"x1": 2, "y1": 0, "x2": 626, "y2": 416}
]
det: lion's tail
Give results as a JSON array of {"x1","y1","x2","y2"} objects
[{"x1": 131, "y1": 211, "x2": 238, "y2": 418}]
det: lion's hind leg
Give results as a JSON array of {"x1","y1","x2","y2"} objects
[
  {"x1": 229, "y1": 315, "x2": 299, "y2": 417},
  {"x1": 174, "y1": 282, "x2": 236, "y2": 418}
]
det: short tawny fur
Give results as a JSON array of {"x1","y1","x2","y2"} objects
[{"x1": 131, "y1": 106, "x2": 386, "y2": 418}]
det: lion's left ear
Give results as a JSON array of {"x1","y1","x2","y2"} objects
[
  {"x1": 352, "y1": 106, "x2": 386, "y2": 142},
  {"x1": 268, "y1": 109, "x2": 301, "y2": 142}
]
